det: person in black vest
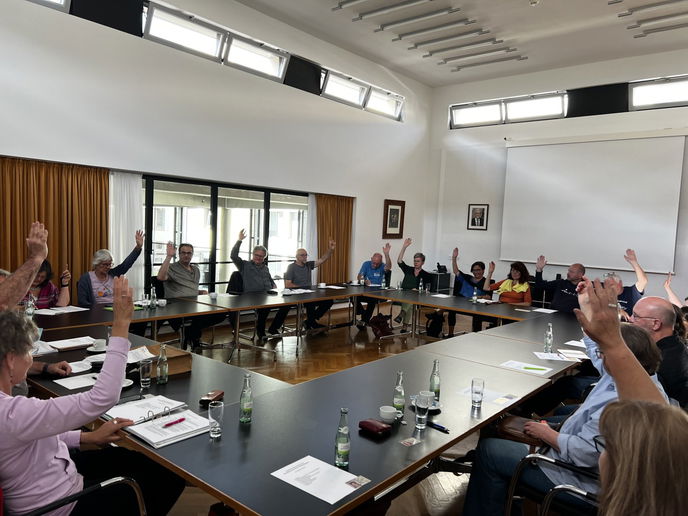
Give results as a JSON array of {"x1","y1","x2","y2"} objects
[{"x1": 533, "y1": 255, "x2": 585, "y2": 312}]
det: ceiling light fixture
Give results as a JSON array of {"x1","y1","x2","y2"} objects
[
  {"x1": 353, "y1": 0, "x2": 433, "y2": 22},
  {"x1": 451, "y1": 55, "x2": 528, "y2": 72},
  {"x1": 421, "y1": 38, "x2": 502, "y2": 57},
  {"x1": 438, "y1": 47, "x2": 517, "y2": 65},
  {"x1": 633, "y1": 20, "x2": 688, "y2": 36},
  {"x1": 332, "y1": 0, "x2": 375, "y2": 11},
  {"x1": 407, "y1": 28, "x2": 489, "y2": 49},
  {"x1": 392, "y1": 18, "x2": 476, "y2": 41},
  {"x1": 627, "y1": 10, "x2": 688, "y2": 28},
  {"x1": 374, "y1": 7, "x2": 461, "y2": 32},
  {"x1": 618, "y1": 0, "x2": 687, "y2": 17}
]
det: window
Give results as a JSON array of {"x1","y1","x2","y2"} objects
[
  {"x1": 630, "y1": 76, "x2": 688, "y2": 110},
  {"x1": 321, "y1": 72, "x2": 370, "y2": 108},
  {"x1": 144, "y1": 3, "x2": 225, "y2": 61},
  {"x1": 28, "y1": 0, "x2": 70, "y2": 12},
  {"x1": 365, "y1": 89, "x2": 404, "y2": 120},
  {"x1": 267, "y1": 193, "x2": 308, "y2": 284},
  {"x1": 225, "y1": 37, "x2": 288, "y2": 80},
  {"x1": 505, "y1": 94, "x2": 567, "y2": 122},
  {"x1": 450, "y1": 102, "x2": 502, "y2": 128}
]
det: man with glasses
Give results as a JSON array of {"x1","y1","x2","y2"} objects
[
  {"x1": 534, "y1": 255, "x2": 585, "y2": 312},
  {"x1": 446, "y1": 247, "x2": 495, "y2": 335},
  {"x1": 630, "y1": 296, "x2": 688, "y2": 406},
  {"x1": 284, "y1": 240, "x2": 336, "y2": 331},
  {"x1": 355, "y1": 244, "x2": 393, "y2": 330},
  {"x1": 231, "y1": 230, "x2": 290, "y2": 341}
]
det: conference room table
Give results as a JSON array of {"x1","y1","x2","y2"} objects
[{"x1": 481, "y1": 310, "x2": 585, "y2": 345}]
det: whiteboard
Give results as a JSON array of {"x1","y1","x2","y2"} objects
[{"x1": 500, "y1": 137, "x2": 685, "y2": 273}]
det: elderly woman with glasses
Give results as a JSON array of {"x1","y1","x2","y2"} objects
[{"x1": 77, "y1": 231, "x2": 144, "y2": 307}]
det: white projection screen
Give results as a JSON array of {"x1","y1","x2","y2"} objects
[{"x1": 500, "y1": 137, "x2": 685, "y2": 273}]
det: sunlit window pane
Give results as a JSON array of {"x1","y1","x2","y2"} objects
[
  {"x1": 366, "y1": 89, "x2": 404, "y2": 119},
  {"x1": 28, "y1": 0, "x2": 70, "y2": 11},
  {"x1": 322, "y1": 73, "x2": 369, "y2": 107},
  {"x1": 631, "y1": 79, "x2": 688, "y2": 108},
  {"x1": 147, "y1": 6, "x2": 224, "y2": 58},
  {"x1": 505, "y1": 95, "x2": 565, "y2": 121},
  {"x1": 226, "y1": 38, "x2": 287, "y2": 79},
  {"x1": 451, "y1": 103, "x2": 502, "y2": 126}
]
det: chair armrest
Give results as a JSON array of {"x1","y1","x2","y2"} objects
[{"x1": 541, "y1": 484, "x2": 598, "y2": 515}]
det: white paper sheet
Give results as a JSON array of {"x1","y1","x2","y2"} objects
[
  {"x1": 48, "y1": 336, "x2": 96, "y2": 351},
  {"x1": 31, "y1": 341, "x2": 57, "y2": 356},
  {"x1": 127, "y1": 347, "x2": 156, "y2": 364},
  {"x1": 564, "y1": 339, "x2": 586, "y2": 348},
  {"x1": 514, "y1": 308, "x2": 531, "y2": 312},
  {"x1": 271, "y1": 455, "x2": 360, "y2": 505},
  {"x1": 459, "y1": 387, "x2": 519, "y2": 406},
  {"x1": 53, "y1": 375, "x2": 98, "y2": 390},
  {"x1": 50, "y1": 306, "x2": 89, "y2": 313},
  {"x1": 282, "y1": 289, "x2": 315, "y2": 295},
  {"x1": 217, "y1": 293, "x2": 237, "y2": 297},
  {"x1": 431, "y1": 294, "x2": 452, "y2": 298},
  {"x1": 476, "y1": 299, "x2": 496, "y2": 304},
  {"x1": 126, "y1": 409, "x2": 209, "y2": 448},
  {"x1": 533, "y1": 308, "x2": 557, "y2": 313},
  {"x1": 500, "y1": 360, "x2": 552, "y2": 375},
  {"x1": 34, "y1": 309, "x2": 58, "y2": 316},
  {"x1": 326, "y1": 286, "x2": 346, "y2": 290},
  {"x1": 533, "y1": 352, "x2": 576, "y2": 362},
  {"x1": 105, "y1": 395, "x2": 186, "y2": 423},
  {"x1": 558, "y1": 349, "x2": 589, "y2": 360}
]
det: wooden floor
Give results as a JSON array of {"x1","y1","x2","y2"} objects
[{"x1": 166, "y1": 303, "x2": 479, "y2": 516}]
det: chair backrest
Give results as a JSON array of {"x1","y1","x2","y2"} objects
[
  {"x1": 151, "y1": 276, "x2": 165, "y2": 298},
  {"x1": 384, "y1": 269, "x2": 392, "y2": 286},
  {"x1": 226, "y1": 271, "x2": 244, "y2": 294}
]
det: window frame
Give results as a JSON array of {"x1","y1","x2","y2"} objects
[
  {"x1": 365, "y1": 88, "x2": 405, "y2": 121},
  {"x1": 504, "y1": 93, "x2": 568, "y2": 123},
  {"x1": 450, "y1": 101, "x2": 504, "y2": 129},
  {"x1": 223, "y1": 33, "x2": 290, "y2": 83},
  {"x1": 321, "y1": 71, "x2": 371, "y2": 109},
  {"x1": 629, "y1": 76, "x2": 688, "y2": 111},
  {"x1": 27, "y1": 0, "x2": 71, "y2": 13}
]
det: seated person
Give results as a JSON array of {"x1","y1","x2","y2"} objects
[
  {"x1": 606, "y1": 248, "x2": 647, "y2": 319},
  {"x1": 0, "y1": 222, "x2": 49, "y2": 310},
  {"x1": 21, "y1": 260, "x2": 71, "y2": 309},
  {"x1": 533, "y1": 254, "x2": 585, "y2": 312},
  {"x1": 0, "y1": 277, "x2": 185, "y2": 516},
  {"x1": 284, "y1": 240, "x2": 336, "y2": 330},
  {"x1": 487, "y1": 261, "x2": 532, "y2": 305},
  {"x1": 396, "y1": 238, "x2": 433, "y2": 332},
  {"x1": 12, "y1": 359, "x2": 72, "y2": 397},
  {"x1": 446, "y1": 247, "x2": 495, "y2": 335},
  {"x1": 462, "y1": 322, "x2": 666, "y2": 516},
  {"x1": 77, "y1": 230, "x2": 144, "y2": 307},
  {"x1": 355, "y1": 244, "x2": 392, "y2": 329},
  {"x1": 157, "y1": 241, "x2": 226, "y2": 349},
  {"x1": 231, "y1": 230, "x2": 290, "y2": 341}
]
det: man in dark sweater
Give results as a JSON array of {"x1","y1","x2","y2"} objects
[
  {"x1": 533, "y1": 255, "x2": 585, "y2": 312},
  {"x1": 631, "y1": 296, "x2": 688, "y2": 407}
]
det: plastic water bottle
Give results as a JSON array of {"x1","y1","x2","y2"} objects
[
  {"x1": 335, "y1": 408, "x2": 350, "y2": 467},
  {"x1": 419, "y1": 279, "x2": 424, "y2": 292},
  {"x1": 239, "y1": 373, "x2": 253, "y2": 424},
  {"x1": 471, "y1": 287, "x2": 478, "y2": 304},
  {"x1": 24, "y1": 294, "x2": 36, "y2": 317},
  {"x1": 393, "y1": 370, "x2": 405, "y2": 419},
  {"x1": 156, "y1": 343, "x2": 168, "y2": 384},
  {"x1": 429, "y1": 359, "x2": 441, "y2": 402},
  {"x1": 544, "y1": 323, "x2": 554, "y2": 353}
]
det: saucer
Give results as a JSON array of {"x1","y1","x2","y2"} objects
[
  {"x1": 410, "y1": 396, "x2": 442, "y2": 413},
  {"x1": 86, "y1": 346, "x2": 107, "y2": 353},
  {"x1": 69, "y1": 361, "x2": 92, "y2": 374},
  {"x1": 84, "y1": 353, "x2": 106, "y2": 363}
]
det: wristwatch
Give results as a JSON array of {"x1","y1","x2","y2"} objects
[{"x1": 42, "y1": 362, "x2": 50, "y2": 375}]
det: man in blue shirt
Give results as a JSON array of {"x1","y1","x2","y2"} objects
[
  {"x1": 462, "y1": 323, "x2": 665, "y2": 516},
  {"x1": 355, "y1": 243, "x2": 392, "y2": 330}
]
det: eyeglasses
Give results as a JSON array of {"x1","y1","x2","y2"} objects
[
  {"x1": 98, "y1": 262, "x2": 113, "y2": 267},
  {"x1": 593, "y1": 435, "x2": 606, "y2": 453},
  {"x1": 253, "y1": 253, "x2": 266, "y2": 258},
  {"x1": 631, "y1": 312, "x2": 657, "y2": 321}
]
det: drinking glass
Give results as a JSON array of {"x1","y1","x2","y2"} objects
[
  {"x1": 471, "y1": 378, "x2": 485, "y2": 409},
  {"x1": 208, "y1": 401, "x2": 224, "y2": 439},
  {"x1": 139, "y1": 359, "x2": 152, "y2": 390},
  {"x1": 141, "y1": 295, "x2": 150, "y2": 308},
  {"x1": 415, "y1": 391, "x2": 434, "y2": 429}
]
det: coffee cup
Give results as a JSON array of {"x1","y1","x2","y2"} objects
[
  {"x1": 379, "y1": 405, "x2": 397, "y2": 424},
  {"x1": 157, "y1": 298, "x2": 167, "y2": 307},
  {"x1": 318, "y1": 282, "x2": 326, "y2": 288},
  {"x1": 209, "y1": 292, "x2": 218, "y2": 300},
  {"x1": 92, "y1": 339, "x2": 106, "y2": 352}
]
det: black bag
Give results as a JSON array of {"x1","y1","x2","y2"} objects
[
  {"x1": 368, "y1": 314, "x2": 393, "y2": 338},
  {"x1": 425, "y1": 311, "x2": 444, "y2": 338}
]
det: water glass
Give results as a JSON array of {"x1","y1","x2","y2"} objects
[
  {"x1": 208, "y1": 401, "x2": 224, "y2": 439},
  {"x1": 141, "y1": 295, "x2": 150, "y2": 308},
  {"x1": 471, "y1": 378, "x2": 485, "y2": 409},
  {"x1": 415, "y1": 391, "x2": 434, "y2": 430},
  {"x1": 139, "y1": 359, "x2": 152, "y2": 390}
]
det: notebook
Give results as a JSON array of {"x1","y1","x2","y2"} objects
[
  {"x1": 104, "y1": 395, "x2": 186, "y2": 424},
  {"x1": 125, "y1": 409, "x2": 210, "y2": 449}
]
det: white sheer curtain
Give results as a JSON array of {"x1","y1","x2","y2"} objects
[
  {"x1": 306, "y1": 194, "x2": 318, "y2": 284},
  {"x1": 109, "y1": 170, "x2": 144, "y2": 298}
]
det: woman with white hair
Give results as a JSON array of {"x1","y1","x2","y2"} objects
[{"x1": 76, "y1": 231, "x2": 144, "y2": 307}]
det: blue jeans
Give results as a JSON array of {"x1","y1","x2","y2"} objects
[{"x1": 463, "y1": 438, "x2": 555, "y2": 516}]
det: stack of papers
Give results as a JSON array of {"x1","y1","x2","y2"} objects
[
  {"x1": 431, "y1": 294, "x2": 452, "y2": 298},
  {"x1": 31, "y1": 341, "x2": 57, "y2": 356},
  {"x1": 476, "y1": 299, "x2": 496, "y2": 304},
  {"x1": 105, "y1": 395, "x2": 186, "y2": 423},
  {"x1": 282, "y1": 288, "x2": 315, "y2": 295},
  {"x1": 325, "y1": 286, "x2": 346, "y2": 290},
  {"x1": 533, "y1": 352, "x2": 577, "y2": 362},
  {"x1": 126, "y1": 409, "x2": 210, "y2": 449},
  {"x1": 34, "y1": 306, "x2": 89, "y2": 316},
  {"x1": 500, "y1": 360, "x2": 552, "y2": 375},
  {"x1": 127, "y1": 347, "x2": 156, "y2": 364},
  {"x1": 558, "y1": 348, "x2": 590, "y2": 361},
  {"x1": 48, "y1": 336, "x2": 95, "y2": 351},
  {"x1": 533, "y1": 308, "x2": 557, "y2": 314}
]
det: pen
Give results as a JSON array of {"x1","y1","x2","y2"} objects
[
  {"x1": 524, "y1": 366, "x2": 546, "y2": 371},
  {"x1": 163, "y1": 417, "x2": 186, "y2": 428},
  {"x1": 426, "y1": 421, "x2": 450, "y2": 434}
]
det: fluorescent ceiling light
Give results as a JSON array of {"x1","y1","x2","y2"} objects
[
  {"x1": 422, "y1": 38, "x2": 502, "y2": 57},
  {"x1": 631, "y1": 78, "x2": 688, "y2": 107},
  {"x1": 505, "y1": 95, "x2": 566, "y2": 121},
  {"x1": 439, "y1": 47, "x2": 516, "y2": 65},
  {"x1": 147, "y1": 6, "x2": 225, "y2": 59},
  {"x1": 451, "y1": 103, "x2": 502, "y2": 126},
  {"x1": 618, "y1": 0, "x2": 686, "y2": 17},
  {"x1": 322, "y1": 73, "x2": 369, "y2": 107},
  {"x1": 366, "y1": 89, "x2": 404, "y2": 119},
  {"x1": 627, "y1": 10, "x2": 688, "y2": 28},
  {"x1": 393, "y1": 18, "x2": 476, "y2": 41},
  {"x1": 353, "y1": 0, "x2": 432, "y2": 21},
  {"x1": 633, "y1": 20, "x2": 688, "y2": 36},
  {"x1": 332, "y1": 0, "x2": 375, "y2": 11},
  {"x1": 408, "y1": 29, "x2": 489, "y2": 49},
  {"x1": 375, "y1": 7, "x2": 461, "y2": 32},
  {"x1": 451, "y1": 55, "x2": 528, "y2": 72}
]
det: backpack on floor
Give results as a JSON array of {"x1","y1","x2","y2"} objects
[
  {"x1": 368, "y1": 314, "x2": 393, "y2": 338},
  {"x1": 425, "y1": 311, "x2": 445, "y2": 338}
]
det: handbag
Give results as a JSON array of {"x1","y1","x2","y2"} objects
[
  {"x1": 358, "y1": 418, "x2": 392, "y2": 438},
  {"x1": 496, "y1": 414, "x2": 544, "y2": 448}
]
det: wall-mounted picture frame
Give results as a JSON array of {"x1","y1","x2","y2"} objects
[
  {"x1": 383, "y1": 199, "x2": 405, "y2": 239},
  {"x1": 467, "y1": 204, "x2": 489, "y2": 231}
]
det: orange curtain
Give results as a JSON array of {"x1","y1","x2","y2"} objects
[
  {"x1": 0, "y1": 157, "x2": 109, "y2": 302},
  {"x1": 315, "y1": 194, "x2": 353, "y2": 283}
]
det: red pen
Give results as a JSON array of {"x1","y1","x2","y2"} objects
[{"x1": 162, "y1": 417, "x2": 185, "y2": 428}]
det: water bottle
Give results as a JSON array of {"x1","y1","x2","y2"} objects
[
  {"x1": 239, "y1": 373, "x2": 253, "y2": 424},
  {"x1": 393, "y1": 370, "x2": 405, "y2": 419},
  {"x1": 24, "y1": 294, "x2": 36, "y2": 317},
  {"x1": 156, "y1": 343, "x2": 168, "y2": 384},
  {"x1": 335, "y1": 408, "x2": 350, "y2": 467},
  {"x1": 429, "y1": 359, "x2": 441, "y2": 402},
  {"x1": 544, "y1": 323, "x2": 554, "y2": 353},
  {"x1": 471, "y1": 287, "x2": 478, "y2": 304},
  {"x1": 149, "y1": 287, "x2": 157, "y2": 309},
  {"x1": 418, "y1": 279, "x2": 424, "y2": 292}
]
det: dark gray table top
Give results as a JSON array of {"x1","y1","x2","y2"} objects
[{"x1": 480, "y1": 311, "x2": 584, "y2": 346}]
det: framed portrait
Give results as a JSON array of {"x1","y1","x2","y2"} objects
[
  {"x1": 467, "y1": 204, "x2": 489, "y2": 231},
  {"x1": 383, "y1": 199, "x2": 405, "y2": 239}
]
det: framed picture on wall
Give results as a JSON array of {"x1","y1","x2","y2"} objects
[
  {"x1": 383, "y1": 199, "x2": 405, "y2": 239},
  {"x1": 467, "y1": 204, "x2": 489, "y2": 231}
]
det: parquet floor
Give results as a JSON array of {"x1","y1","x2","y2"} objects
[{"x1": 165, "y1": 303, "x2": 478, "y2": 516}]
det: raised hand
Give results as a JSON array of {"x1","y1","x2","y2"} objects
[
  {"x1": 573, "y1": 277, "x2": 621, "y2": 345},
  {"x1": 60, "y1": 266, "x2": 71, "y2": 286},
  {"x1": 329, "y1": 239, "x2": 336, "y2": 250},
  {"x1": 664, "y1": 272, "x2": 673, "y2": 290},
  {"x1": 452, "y1": 247, "x2": 459, "y2": 260},
  {"x1": 239, "y1": 229, "x2": 247, "y2": 241},
  {"x1": 112, "y1": 276, "x2": 134, "y2": 327},
  {"x1": 535, "y1": 255, "x2": 546, "y2": 272},
  {"x1": 403, "y1": 237, "x2": 412, "y2": 248},
  {"x1": 26, "y1": 222, "x2": 48, "y2": 262},
  {"x1": 135, "y1": 230, "x2": 145, "y2": 249},
  {"x1": 488, "y1": 261, "x2": 495, "y2": 274},
  {"x1": 383, "y1": 243, "x2": 391, "y2": 254},
  {"x1": 166, "y1": 241, "x2": 176, "y2": 258},
  {"x1": 624, "y1": 248, "x2": 638, "y2": 265}
]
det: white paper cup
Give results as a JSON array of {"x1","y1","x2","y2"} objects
[
  {"x1": 157, "y1": 299, "x2": 167, "y2": 307},
  {"x1": 209, "y1": 292, "x2": 218, "y2": 299},
  {"x1": 318, "y1": 282, "x2": 326, "y2": 288}
]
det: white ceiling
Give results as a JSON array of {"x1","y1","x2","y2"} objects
[{"x1": 235, "y1": 0, "x2": 688, "y2": 87}]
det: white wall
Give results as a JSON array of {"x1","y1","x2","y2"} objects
[
  {"x1": 0, "y1": 0, "x2": 432, "y2": 277},
  {"x1": 428, "y1": 49, "x2": 688, "y2": 297}
]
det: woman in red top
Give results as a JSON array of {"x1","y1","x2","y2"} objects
[
  {"x1": 488, "y1": 261, "x2": 532, "y2": 305},
  {"x1": 21, "y1": 260, "x2": 71, "y2": 309}
]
